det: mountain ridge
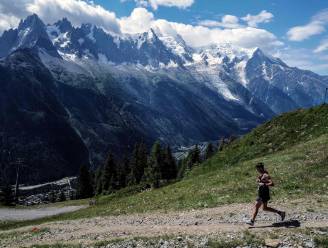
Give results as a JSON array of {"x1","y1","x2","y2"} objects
[{"x1": 1, "y1": 14, "x2": 328, "y2": 183}]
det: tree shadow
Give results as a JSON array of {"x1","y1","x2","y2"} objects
[{"x1": 249, "y1": 219, "x2": 301, "y2": 229}]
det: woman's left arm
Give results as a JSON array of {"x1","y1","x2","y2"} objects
[{"x1": 266, "y1": 178, "x2": 274, "y2": 187}]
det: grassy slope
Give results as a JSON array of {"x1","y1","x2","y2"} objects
[{"x1": 1, "y1": 105, "x2": 328, "y2": 230}]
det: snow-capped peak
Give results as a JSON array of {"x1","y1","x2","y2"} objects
[
  {"x1": 16, "y1": 14, "x2": 46, "y2": 49},
  {"x1": 133, "y1": 28, "x2": 161, "y2": 49},
  {"x1": 203, "y1": 43, "x2": 255, "y2": 60},
  {"x1": 9, "y1": 15, "x2": 268, "y2": 71},
  {"x1": 0, "y1": 14, "x2": 61, "y2": 58},
  {"x1": 54, "y1": 18, "x2": 73, "y2": 33},
  {"x1": 18, "y1": 13, "x2": 45, "y2": 31},
  {"x1": 157, "y1": 33, "x2": 193, "y2": 63},
  {"x1": 1, "y1": 14, "x2": 281, "y2": 85},
  {"x1": 147, "y1": 28, "x2": 157, "y2": 40}
]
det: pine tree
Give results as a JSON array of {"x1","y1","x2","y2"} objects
[
  {"x1": 178, "y1": 145, "x2": 201, "y2": 173},
  {"x1": 89, "y1": 170, "x2": 95, "y2": 192},
  {"x1": 77, "y1": 164, "x2": 94, "y2": 199},
  {"x1": 59, "y1": 190, "x2": 66, "y2": 202},
  {"x1": 138, "y1": 142, "x2": 148, "y2": 182},
  {"x1": 228, "y1": 135, "x2": 237, "y2": 144},
  {"x1": 218, "y1": 137, "x2": 225, "y2": 151},
  {"x1": 177, "y1": 159, "x2": 186, "y2": 180},
  {"x1": 129, "y1": 144, "x2": 140, "y2": 185},
  {"x1": 102, "y1": 152, "x2": 117, "y2": 193},
  {"x1": 190, "y1": 145, "x2": 201, "y2": 166},
  {"x1": 205, "y1": 142, "x2": 214, "y2": 160},
  {"x1": 145, "y1": 141, "x2": 162, "y2": 188},
  {"x1": 162, "y1": 145, "x2": 177, "y2": 181},
  {"x1": 130, "y1": 142, "x2": 148, "y2": 184},
  {"x1": 117, "y1": 156, "x2": 130, "y2": 189},
  {"x1": 0, "y1": 183, "x2": 14, "y2": 206},
  {"x1": 48, "y1": 190, "x2": 56, "y2": 203},
  {"x1": 94, "y1": 165, "x2": 103, "y2": 195}
]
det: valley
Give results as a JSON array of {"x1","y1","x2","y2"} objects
[{"x1": 1, "y1": 14, "x2": 328, "y2": 183}]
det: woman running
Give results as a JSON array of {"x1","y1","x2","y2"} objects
[{"x1": 246, "y1": 162, "x2": 285, "y2": 226}]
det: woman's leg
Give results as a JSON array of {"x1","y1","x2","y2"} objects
[
  {"x1": 263, "y1": 202, "x2": 285, "y2": 220},
  {"x1": 262, "y1": 202, "x2": 280, "y2": 213},
  {"x1": 251, "y1": 201, "x2": 262, "y2": 221}
]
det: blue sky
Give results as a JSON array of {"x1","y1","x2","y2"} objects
[
  {"x1": 98, "y1": 0, "x2": 326, "y2": 35},
  {"x1": 1, "y1": 0, "x2": 328, "y2": 74},
  {"x1": 94, "y1": 0, "x2": 328, "y2": 39}
]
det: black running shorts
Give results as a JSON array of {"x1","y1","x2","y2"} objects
[{"x1": 256, "y1": 185, "x2": 270, "y2": 202}]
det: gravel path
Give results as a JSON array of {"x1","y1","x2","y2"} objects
[
  {"x1": 1, "y1": 201, "x2": 327, "y2": 247},
  {"x1": 0, "y1": 205, "x2": 86, "y2": 221}
]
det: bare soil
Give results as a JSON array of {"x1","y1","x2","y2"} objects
[{"x1": 1, "y1": 200, "x2": 327, "y2": 247}]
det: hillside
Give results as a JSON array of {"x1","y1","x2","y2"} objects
[
  {"x1": 1, "y1": 105, "x2": 328, "y2": 229},
  {"x1": 0, "y1": 105, "x2": 327, "y2": 248},
  {"x1": 1, "y1": 106, "x2": 327, "y2": 247},
  {"x1": 86, "y1": 104, "x2": 328, "y2": 213}
]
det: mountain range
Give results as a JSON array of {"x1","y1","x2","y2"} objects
[{"x1": 1, "y1": 14, "x2": 327, "y2": 183}]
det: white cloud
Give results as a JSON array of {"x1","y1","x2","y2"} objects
[
  {"x1": 275, "y1": 47, "x2": 328, "y2": 75},
  {"x1": 199, "y1": 10, "x2": 274, "y2": 29},
  {"x1": 314, "y1": 9, "x2": 328, "y2": 23},
  {"x1": 0, "y1": 0, "x2": 29, "y2": 17},
  {"x1": 241, "y1": 10, "x2": 274, "y2": 27},
  {"x1": 117, "y1": 8, "x2": 282, "y2": 50},
  {"x1": 0, "y1": 0, "x2": 30, "y2": 33},
  {"x1": 0, "y1": 0, "x2": 120, "y2": 34},
  {"x1": 27, "y1": 0, "x2": 120, "y2": 33},
  {"x1": 222, "y1": 15, "x2": 239, "y2": 25},
  {"x1": 0, "y1": 14, "x2": 20, "y2": 33},
  {"x1": 156, "y1": 20, "x2": 282, "y2": 50},
  {"x1": 198, "y1": 14, "x2": 242, "y2": 29},
  {"x1": 119, "y1": 7, "x2": 154, "y2": 33},
  {"x1": 314, "y1": 38, "x2": 328, "y2": 53},
  {"x1": 217, "y1": 27, "x2": 282, "y2": 49},
  {"x1": 287, "y1": 9, "x2": 328, "y2": 41},
  {"x1": 134, "y1": 0, "x2": 194, "y2": 10},
  {"x1": 287, "y1": 22, "x2": 325, "y2": 41}
]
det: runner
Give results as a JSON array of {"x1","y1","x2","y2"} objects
[{"x1": 246, "y1": 162, "x2": 285, "y2": 226}]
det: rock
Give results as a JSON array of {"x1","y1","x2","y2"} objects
[
  {"x1": 304, "y1": 241, "x2": 314, "y2": 248},
  {"x1": 265, "y1": 238, "x2": 281, "y2": 248}
]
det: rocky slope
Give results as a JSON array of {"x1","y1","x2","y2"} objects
[{"x1": 0, "y1": 49, "x2": 148, "y2": 183}]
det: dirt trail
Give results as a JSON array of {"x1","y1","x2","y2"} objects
[
  {"x1": 1, "y1": 202, "x2": 328, "y2": 247},
  {"x1": 0, "y1": 206, "x2": 86, "y2": 221}
]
